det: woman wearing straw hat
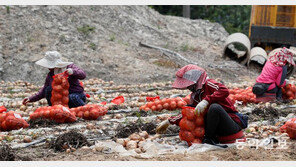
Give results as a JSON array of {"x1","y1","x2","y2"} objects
[
  {"x1": 22, "y1": 51, "x2": 87, "y2": 108},
  {"x1": 252, "y1": 47, "x2": 296, "y2": 102},
  {"x1": 156, "y1": 64, "x2": 247, "y2": 145}
]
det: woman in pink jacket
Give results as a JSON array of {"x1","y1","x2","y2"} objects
[{"x1": 253, "y1": 47, "x2": 296, "y2": 102}]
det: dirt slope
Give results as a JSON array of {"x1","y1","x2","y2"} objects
[{"x1": 0, "y1": 6, "x2": 258, "y2": 84}]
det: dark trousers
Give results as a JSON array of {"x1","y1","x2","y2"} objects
[
  {"x1": 267, "y1": 86, "x2": 282, "y2": 99},
  {"x1": 205, "y1": 103, "x2": 241, "y2": 138},
  {"x1": 45, "y1": 86, "x2": 86, "y2": 108},
  {"x1": 253, "y1": 65, "x2": 287, "y2": 100}
]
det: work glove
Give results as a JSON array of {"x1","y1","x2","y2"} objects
[
  {"x1": 156, "y1": 120, "x2": 170, "y2": 134},
  {"x1": 65, "y1": 68, "x2": 73, "y2": 75},
  {"x1": 285, "y1": 79, "x2": 292, "y2": 85},
  {"x1": 22, "y1": 97, "x2": 31, "y2": 105},
  {"x1": 194, "y1": 100, "x2": 209, "y2": 115}
]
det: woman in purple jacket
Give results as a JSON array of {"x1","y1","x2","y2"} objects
[
  {"x1": 253, "y1": 47, "x2": 296, "y2": 102},
  {"x1": 22, "y1": 51, "x2": 87, "y2": 108}
]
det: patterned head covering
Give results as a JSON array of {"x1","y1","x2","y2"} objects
[
  {"x1": 172, "y1": 64, "x2": 207, "y2": 90},
  {"x1": 268, "y1": 47, "x2": 296, "y2": 67}
]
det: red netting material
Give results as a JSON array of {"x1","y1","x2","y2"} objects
[
  {"x1": 280, "y1": 118, "x2": 296, "y2": 139},
  {"x1": 70, "y1": 104, "x2": 108, "y2": 120},
  {"x1": 139, "y1": 96, "x2": 190, "y2": 112},
  {"x1": 30, "y1": 105, "x2": 77, "y2": 123},
  {"x1": 0, "y1": 111, "x2": 29, "y2": 131},
  {"x1": 179, "y1": 106, "x2": 205, "y2": 146},
  {"x1": 51, "y1": 72, "x2": 69, "y2": 107}
]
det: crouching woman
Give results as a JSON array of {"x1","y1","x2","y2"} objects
[
  {"x1": 22, "y1": 51, "x2": 87, "y2": 108},
  {"x1": 156, "y1": 65, "x2": 247, "y2": 145}
]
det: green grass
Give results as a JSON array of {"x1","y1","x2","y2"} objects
[
  {"x1": 180, "y1": 43, "x2": 195, "y2": 52},
  {"x1": 123, "y1": 117, "x2": 129, "y2": 125},
  {"x1": 77, "y1": 25, "x2": 95, "y2": 35},
  {"x1": 109, "y1": 34, "x2": 116, "y2": 41},
  {"x1": 118, "y1": 40, "x2": 129, "y2": 46},
  {"x1": 26, "y1": 36, "x2": 34, "y2": 42},
  {"x1": 245, "y1": 129, "x2": 251, "y2": 133},
  {"x1": 6, "y1": 6, "x2": 10, "y2": 14},
  {"x1": 89, "y1": 43, "x2": 96, "y2": 50},
  {"x1": 163, "y1": 43, "x2": 169, "y2": 49},
  {"x1": 59, "y1": 34, "x2": 66, "y2": 42}
]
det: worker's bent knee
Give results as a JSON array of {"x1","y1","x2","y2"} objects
[
  {"x1": 207, "y1": 103, "x2": 224, "y2": 115},
  {"x1": 208, "y1": 103, "x2": 221, "y2": 111},
  {"x1": 68, "y1": 93, "x2": 85, "y2": 108}
]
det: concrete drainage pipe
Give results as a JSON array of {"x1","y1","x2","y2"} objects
[
  {"x1": 223, "y1": 33, "x2": 251, "y2": 65},
  {"x1": 247, "y1": 47, "x2": 267, "y2": 73}
]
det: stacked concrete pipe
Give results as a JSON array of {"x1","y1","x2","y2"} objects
[
  {"x1": 223, "y1": 33, "x2": 251, "y2": 65},
  {"x1": 247, "y1": 47, "x2": 268, "y2": 67}
]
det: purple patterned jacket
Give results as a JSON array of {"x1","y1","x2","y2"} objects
[{"x1": 29, "y1": 64, "x2": 86, "y2": 102}]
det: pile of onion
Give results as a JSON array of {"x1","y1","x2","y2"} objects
[{"x1": 228, "y1": 87, "x2": 257, "y2": 104}]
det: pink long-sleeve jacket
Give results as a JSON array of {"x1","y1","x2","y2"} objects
[{"x1": 256, "y1": 60, "x2": 286, "y2": 90}]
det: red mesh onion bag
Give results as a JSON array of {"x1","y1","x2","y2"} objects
[
  {"x1": 51, "y1": 72, "x2": 69, "y2": 107},
  {"x1": 286, "y1": 120, "x2": 296, "y2": 139},
  {"x1": 0, "y1": 111, "x2": 29, "y2": 131},
  {"x1": 139, "y1": 97, "x2": 187, "y2": 112},
  {"x1": 179, "y1": 106, "x2": 205, "y2": 146},
  {"x1": 280, "y1": 118, "x2": 296, "y2": 139},
  {"x1": 30, "y1": 105, "x2": 76, "y2": 123},
  {"x1": 70, "y1": 104, "x2": 108, "y2": 120}
]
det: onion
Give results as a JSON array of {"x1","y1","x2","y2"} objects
[
  {"x1": 265, "y1": 102, "x2": 271, "y2": 108},
  {"x1": 116, "y1": 139, "x2": 125, "y2": 146},
  {"x1": 246, "y1": 133, "x2": 254, "y2": 138},
  {"x1": 262, "y1": 132, "x2": 268, "y2": 138},
  {"x1": 20, "y1": 105, "x2": 27, "y2": 111},
  {"x1": 129, "y1": 133, "x2": 142, "y2": 141},
  {"x1": 248, "y1": 127, "x2": 256, "y2": 133},
  {"x1": 126, "y1": 140, "x2": 137, "y2": 150},
  {"x1": 124, "y1": 138, "x2": 130, "y2": 147},
  {"x1": 134, "y1": 148, "x2": 142, "y2": 154},
  {"x1": 270, "y1": 126, "x2": 278, "y2": 132},
  {"x1": 139, "y1": 131, "x2": 149, "y2": 139},
  {"x1": 114, "y1": 114, "x2": 123, "y2": 119},
  {"x1": 86, "y1": 123, "x2": 95, "y2": 130},
  {"x1": 267, "y1": 130, "x2": 273, "y2": 135},
  {"x1": 252, "y1": 132, "x2": 259, "y2": 136},
  {"x1": 138, "y1": 141, "x2": 145, "y2": 148},
  {"x1": 263, "y1": 126, "x2": 270, "y2": 131},
  {"x1": 81, "y1": 146, "x2": 91, "y2": 151}
]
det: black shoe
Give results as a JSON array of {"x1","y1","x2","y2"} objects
[
  {"x1": 202, "y1": 137, "x2": 219, "y2": 145},
  {"x1": 202, "y1": 137, "x2": 228, "y2": 148},
  {"x1": 276, "y1": 97, "x2": 284, "y2": 103}
]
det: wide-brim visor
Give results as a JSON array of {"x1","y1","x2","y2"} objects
[
  {"x1": 172, "y1": 77, "x2": 195, "y2": 89},
  {"x1": 35, "y1": 58, "x2": 73, "y2": 68}
]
